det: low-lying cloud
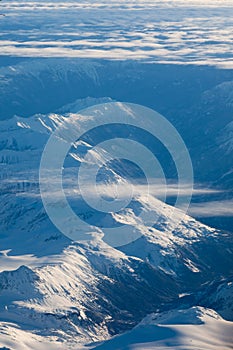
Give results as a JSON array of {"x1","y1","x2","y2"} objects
[
  {"x1": 188, "y1": 200, "x2": 233, "y2": 217},
  {"x1": 0, "y1": 0, "x2": 232, "y2": 67}
]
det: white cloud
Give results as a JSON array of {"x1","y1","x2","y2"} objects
[
  {"x1": 188, "y1": 200, "x2": 233, "y2": 217},
  {"x1": 0, "y1": 0, "x2": 232, "y2": 67}
]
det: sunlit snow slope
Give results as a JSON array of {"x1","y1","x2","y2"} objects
[{"x1": 93, "y1": 307, "x2": 233, "y2": 350}]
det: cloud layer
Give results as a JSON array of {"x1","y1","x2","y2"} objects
[
  {"x1": 0, "y1": 0, "x2": 232, "y2": 67},
  {"x1": 188, "y1": 200, "x2": 233, "y2": 217}
]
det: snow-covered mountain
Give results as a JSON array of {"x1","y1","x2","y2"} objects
[
  {"x1": 93, "y1": 306, "x2": 233, "y2": 350},
  {"x1": 0, "y1": 240, "x2": 179, "y2": 347},
  {"x1": 0, "y1": 99, "x2": 232, "y2": 348},
  {"x1": 0, "y1": 1, "x2": 232, "y2": 348},
  {"x1": 0, "y1": 101, "x2": 232, "y2": 281},
  {"x1": 0, "y1": 58, "x2": 232, "y2": 232},
  {"x1": 2, "y1": 307, "x2": 231, "y2": 350},
  {"x1": 196, "y1": 277, "x2": 233, "y2": 322}
]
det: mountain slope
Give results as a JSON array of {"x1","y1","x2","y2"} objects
[
  {"x1": 92, "y1": 306, "x2": 233, "y2": 350},
  {"x1": 0, "y1": 99, "x2": 232, "y2": 348},
  {"x1": 0, "y1": 240, "x2": 179, "y2": 348},
  {"x1": 0, "y1": 105, "x2": 232, "y2": 286}
]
